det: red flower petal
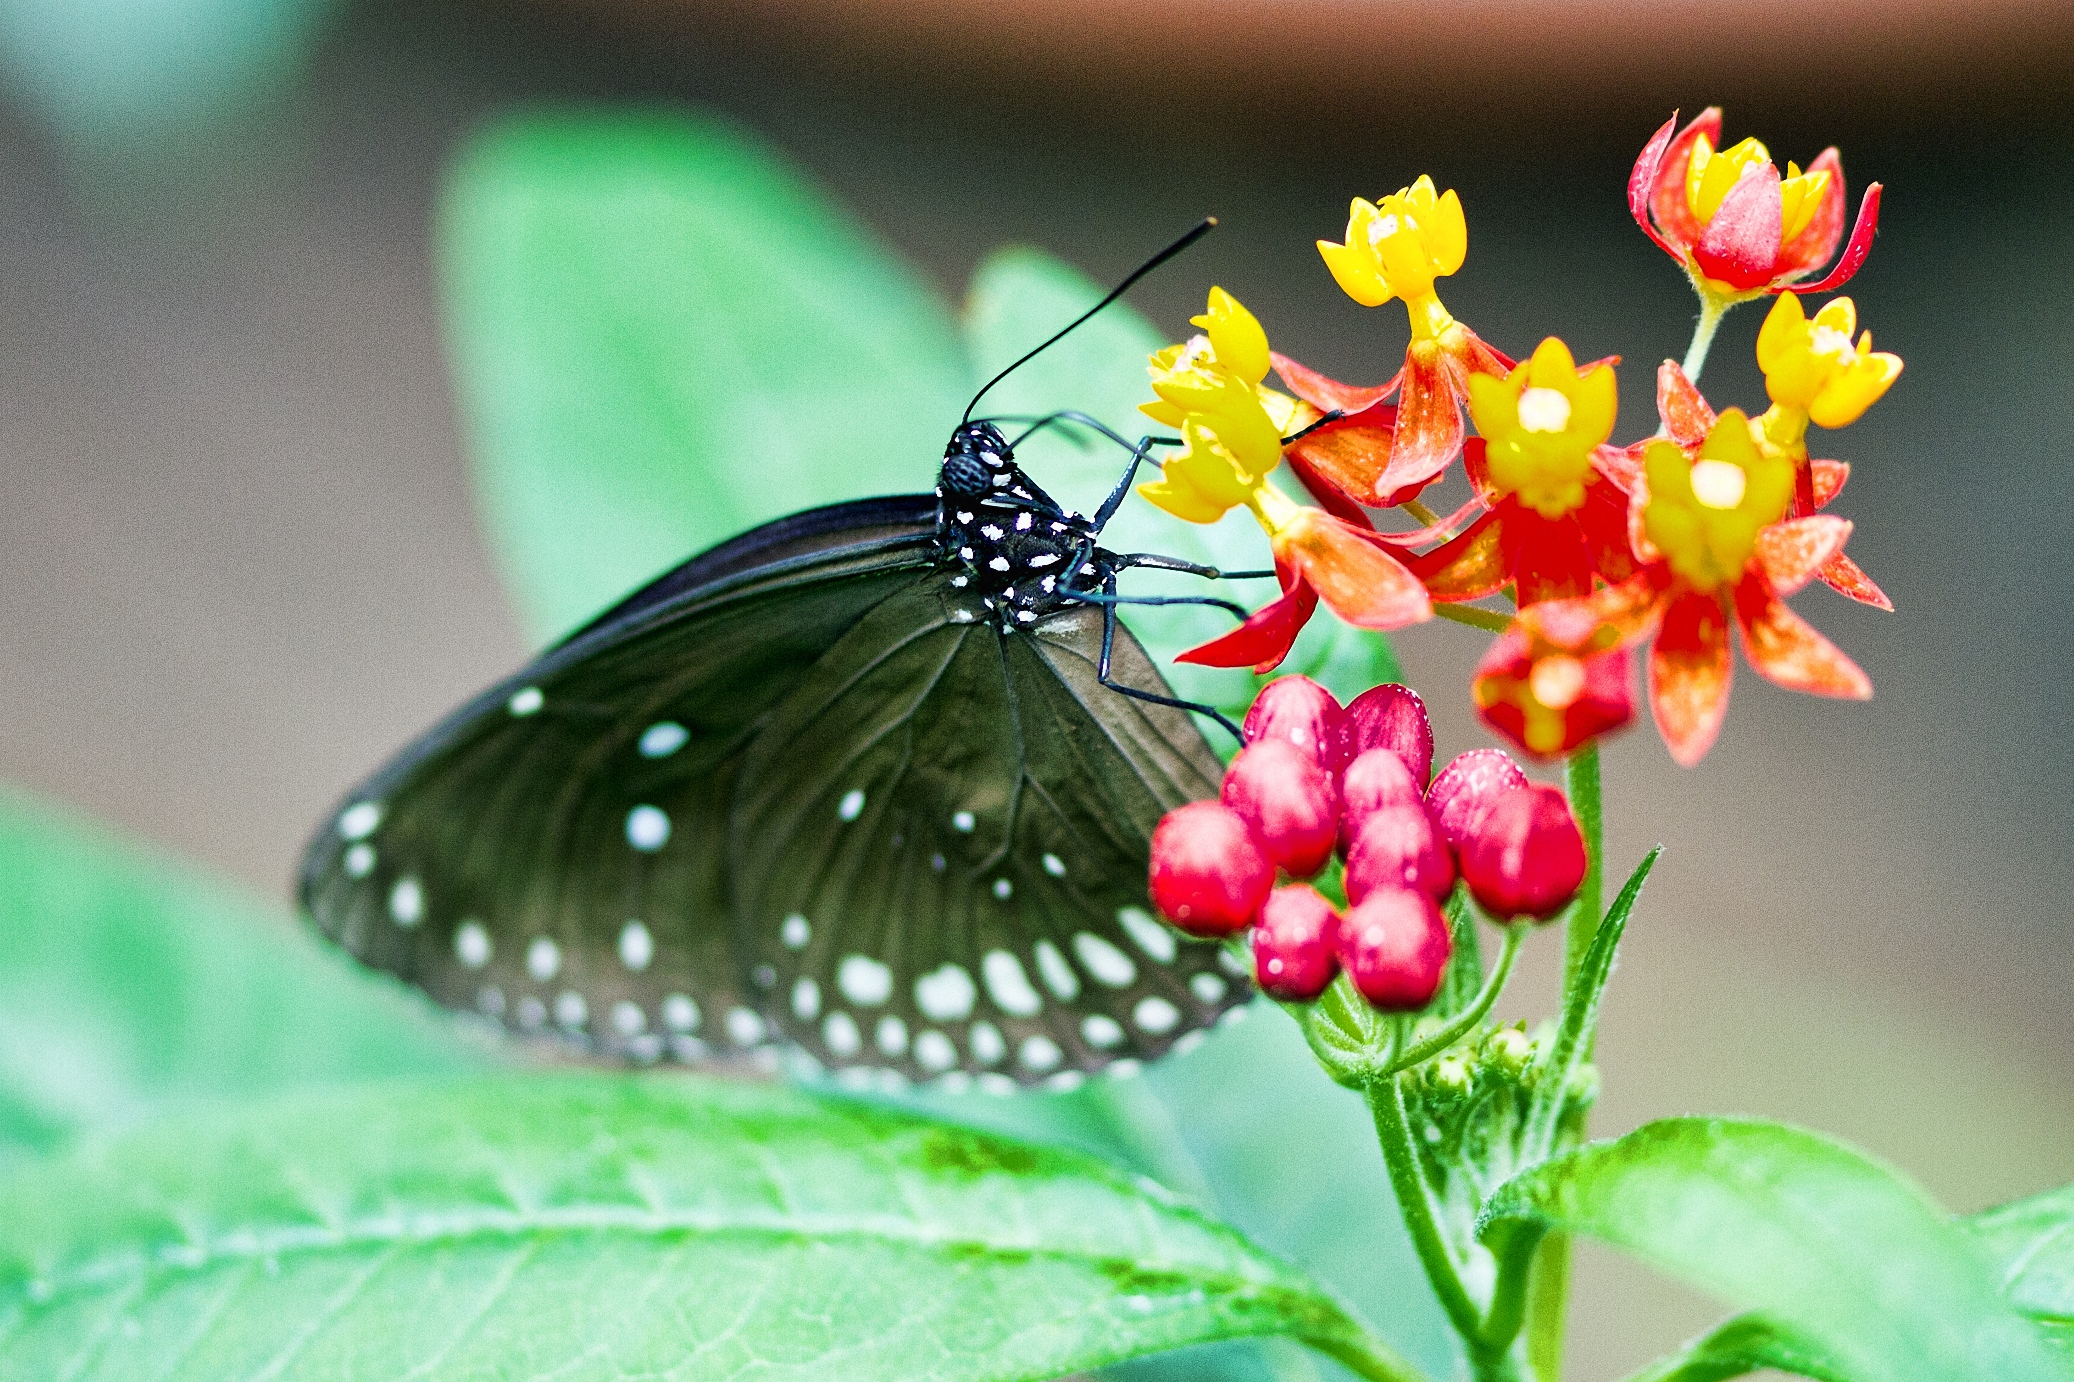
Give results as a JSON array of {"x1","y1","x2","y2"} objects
[
  {"x1": 1175, "y1": 565, "x2": 1319, "y2": 673},
  {"x1": 1786, "y1": 183, "x2": 1881, "y2": 295},
  {"x1": 1284, "y1": 407, "x2": 1403, "y2": 508},
  {"x1": 1472, "y1": 628, "x2": 1636, "y2": 761},
  {"x1": 1279, "y1": 513, "x2": 1433, "y2": 631},
  {"x1": 1820, "y1": 551, "x2": 1893, "y2": 612},
  {"x1": 1774, "y1": 146, "x2": 1847, "y2": 277},
  {"x1": 1656, "y1": 361, "x2": 1715, "y2": 447},
  {"x1": 1504, "y1": 508, "x2": 1595, "y2": 606},
  {"x1": 1732, "y1": 577, "x2": 1873, "y2": 699},
  {"x1": 1693, "y1": 160, "x2": 1786, "y2": 292},
  {"x1": 1650, "y1": 591, "x2": 1735, "y2": 767},
  {"x1": 1270, "y1": 351, "x2": 1398, "y2": 414},
  {"x1": 1285, "y1": 445, "x2": 1381, "y2": 530},
  {"x1": 1649, "y1": 109, "x2": 1722, "y2": 254},
  {"x1": 1754, "y1": 516, "x2": 1853, "y2": 595},
  {"x1": 1521, "y1": 569, "x2": 1669, "y2": 652},
  {"x1": 1579, "y1": 470, "x2": 1640, "y2": 583},
  {"x1": 1407, "y1": 508, "x2": 1509, "y2": 601},
  {"x1": 1388, "y1": 348, "x2": 1465, "y2": 489},
  {"x1": 1629, "y1": 113, "x2": 1683, "y2": 257},
  {"x1": 1811, "y1": 458, "x2": 1850, "y2": 509}
]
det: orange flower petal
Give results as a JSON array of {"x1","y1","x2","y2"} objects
[
  {"x1": 1277, "y1": 512, "x2": 1432, "y2": 631},
  {"x1": 1820, "y1": 550, "x2": 1893, "y2": 612},
  {"x1": 1284, "y1": 408, "x2": 1401, "y2": 506},
  {"x1": 1810, "y1": 458, "x2": 1850, "y2": 509},
  {"x1": 1650, "y1": 590, "x2": 1734, "y2": 767},
  {"x1": 1388, "y1": 350, "x2": 1464, "y2": 491},
  {"x1": 1407, "y1": 509, "x2": 1508, "y2": 601},
  {"x1": 1732, "y1": 577, "x2": 1872, "y2": 699},
  {"x1": 1754, "y1": 515, "x2": 1853, "y2": 595},
  {"x1": 1270, "y1": 351, "x2": 1398, "y2": 414},
  {"x1": 1656, "y1": 360, "x2": 1715, "y2": 447},
  {"x1": 1523, "y1": 569, "x2": 1669, "y2": 653}
]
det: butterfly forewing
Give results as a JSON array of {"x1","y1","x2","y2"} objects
[{"x1": 729, "y1": 574, "x2": 1237, "y2": 1086}]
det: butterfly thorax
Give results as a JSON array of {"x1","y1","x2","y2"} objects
[{"x1": 935, "y1": 421, "x2": 1104, "y2": 629}]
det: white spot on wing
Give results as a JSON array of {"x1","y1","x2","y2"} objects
[
  {"x1": 1042, "y1": 852, "x2": 1066, "y2": 877},
  {"x1": 727, "y1": 1007, "x2": 766, "y2": 1045},
  {"x1": 914, "y1": 1029, "x2": 957, "y2": 1072},
  {"x1": 838, "y1": 954, "x2": 894, "y2": 1006},
  {"x1": 639, "y1": 721, "x2": 689, "y2": 758},
  {"x1": 507, "y1": 686, "x2": 544, "y2": 716},
  {"x1": 618, "y1": 920, "x2": 654, "y2": 971},
  {"x1": 338, "y1": 802, "x2": 380, "y2": 840},
  {"x1": 527, "y1": 936, "x2": 562, "y2": 982},
  {"x1": 988, "y1": 556, "x2": 1011, "y2": 572},
  {"x1": 951, "y1": 811, "x2": 976, "y2": 833},
  {"x1": 516, "y1": 996, "x2": 546, "y2": 1029},
  {"x1": 555, "y1": 991, "x2": 587, "y2": 1028},
  {"x1": 982, "y1": 950, "x2": 1042, "y2": 1016},
  {"x1": 792, "y1": 977, "x2": 821, "y2": 1020},
  {"x1": 992, "y1": 878, "x2": 1013, "y2": 900},
  {"x1": 837, "y1": 789, "x2": 866, "y2": 821},
  {"x1": 1045, "y1": 1070, "x2": 1085, "y2": 1092},
  {"x1": 454, "y1": 920, "x2": 491, "y2": 969},
  {"x1": 612, "y1": 1001, "x2": 646, "y2": 1036},
  {"x1": 970, "y1": 1021, "x2": 1006, "y2": 1065},
  {"x1": 1082, "y1": 1014, "x2": 1125, "y2": 1049},
  {"x1": 388, "y1": 877, "x2": 423, "y2": 927},
  {"x1": 876, "y1": 1015, "x2": 908, "y2": 1057},
  {"x1": 1191, "y1": 973, "x2": 1229, "y2": 1005},
  {"x1": 626, "y1": 805, "x2": 671, "y2": 851},
  {"x1": 781, "y1": 913, "x2": 811, "y2": 950},
  {"x1": 1019, "y1": 1035, "x2": 1063, "y2": 1072},
  {"x1": 477, "y1": 985, "x2": 505, "y2": 1018},
  {"x1": 1073, "y1": 932, "x2": 1137, "y2": 988},
  {"x1": 1117, "y1": 907, "x2": 1177, "y2": 963},
  {"x1": 824, "y1": 1011, "x2": 862, "y2": 1057},
  {"x1": 977, "y1": 1072, "x2": 1016, "y2": 1096},
  {"x1": 1134, "y1": 996, "x2": 1181, "y2": 1034},
  {"x1": 915, "y1": 964, "x2": 976, "y2": 1022},
  {"x1": 1034, "y1": 940, "x2": 1080, "y2": 1000},
  {"x1": 662, "y1": 994, "x2": 700, "y2": 1032},
  {"x1": 342, "y1": 843, "x2": 375, "y2": 878}
]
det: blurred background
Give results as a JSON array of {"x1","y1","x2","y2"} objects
[{"x1": 0, "y1": 0, "x2": 2070, "y2": 1376}]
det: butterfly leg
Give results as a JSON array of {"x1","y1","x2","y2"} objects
[
  {"x1": 1108, "y1": 551, "x2": 1276, "y2": 581},
  {"x1": 1088, "y1": 572, "x2": 1245, "y2": 742}
]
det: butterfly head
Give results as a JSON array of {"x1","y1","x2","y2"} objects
[{"x1": 939, "y1": 421, "x2": 1015, "y2": 499}]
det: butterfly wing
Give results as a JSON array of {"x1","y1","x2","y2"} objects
[
  {"x1": 728, "y1": 573, "x2": 1241, "y2": 1087},
  {"x1": 299, "y1": 498, "x2": 939, "y2": 1064}
]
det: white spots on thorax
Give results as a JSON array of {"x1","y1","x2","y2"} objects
[
  {"x1": 338, "y1": 801, "x2": 381, "y2": 840},
  {"x1": 1082, "y1": 1014, "x2": 1125, "y2": 1049},
  {"x1": 823, "y1": 1010, "x2": 862, "y2": 1058},
  {"x1": 1191, "y1": 972, "x2": 1229, "y2": 1005},
  {"x1": 388, "y1": 877, "x2": 424, "y2": 927},
  {"x1": 612, "y1": 1000, "x2": 647, "y2": 1036},
  {"x1": 526, "y1": 936, "x2": 562, "y2": 983},
  {"x1": 1026, "y1": 552, "x2": 1060, "y2": 568},
  {"x1": 507, "y1": 686, "x2": 544, "y2": 716},
  {"x1": 982, "y1": 950, "x2": 1042, "y2": 1017},
  {"x1": 980, "y1": 523, "x2": 1005, "y2": 541},
  {"x1": 625, "y1": 805, "x2": 671, "y2": 851},
  {"x1": 516, "y1": 996, "x2": 547, "y2": 1030},
  {"x1": 662, "y1": 993, "x2": 700, "y2": 1032},
  {"x1": 639, "y1": 721, "x2": 690, "y2": 758},
  {"x1": 1019, "y1": 1035, "x2": 1063, "y2": 1073},
  {"x1": 958, "y1": 546, "x2": 975, "y2": 561},
  {"x1": 951, "y1": 811, "x2": 976, "y2": 833},
  {"x1": 454, "y1": 920, "x2": 491, "y2": 969},
  {"x1": 987, "y1": 556, "x2": 1011, "y2": 573},
  {"x1": 792, "y1": 977, "x2": 821, "y2": 1021},
  {"x1": 1133, "y1": 996, "x2": 1181, "y2": 1035},
  {"x1": 948, "y1": 608, "x2": 976, "y2": 624},
  {"x1": 915, "y1": 963, "x2": 977, "y2": 1022},
  {"x1": 1033, "y1": 940, "x2": 1080, "y2": 1001},
  {"x1": 1040, "y1": 576, "x2": 1056, "y2": 594},
  {"x1": 876, "y1": 1015, "x2": 908, "y2": 1057},
  {"x1": 1073, "y1": 932, "x2": 1137, "y2": 988},
  {"x1": 1050, "y1": 521, "x2": 1068, "y2": 534},
  {"x1": 955, "y1": 510, "x2": 974, "y2": 523},
  {"x1": 618, "y1": 920, "x2": 654, "y2": 972},
  {"x1": 727, "y1": 1007, "x2": 767, "y2": 1046},
  {"x1": 914, "y1": 1029, "x2": 957, "y2": 1073},
  {"x1": 950, "y1": 574, "x2": 969, "y2": 589},
  {"x1": 837, "y1": 789, "x2": 866, "y2": 822},
  {"x1": 1041, "y1": 852, "x2": 1067, "y2": 877},
  {"x1": 1117, "y1": 907, "x2": 1177, "y2": 963},
  {"x1": 781, "y1": 913, "x2": 811, "y2": 950},
  {"x1": 838, "y1": 954, "x2": 894, "y2": 1006},
  {"x1": 969, "y1": 1021, "x2": 1006, "y2": 1066},
  {"x1": 1014, "y1": 610, "x2": 1036, "y2": 624},
  {"x1": 342, "y1": 844, "x2": 375, "y2": 879},
  {"x1": 992, "y1": 877, "x2": 1013, "y2": 900},
  {"x1": 555, "y1": 991, "x2": 588, "y2": 1029},
  {"x1": 1015, "y1": 512, "x2": 1033, "y2": 532}
]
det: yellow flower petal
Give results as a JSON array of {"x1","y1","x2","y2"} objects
[
  {"x1": 1319, "y1": 238, "x2": 1390, "y2": 307},
  {"x1": 1190, "y1": 286, "x2": 1271, "y2": 386}
]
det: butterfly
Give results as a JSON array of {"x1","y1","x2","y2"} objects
[{"x1": 300, "y1": 222, "x2": 1266, "y2": 1091}]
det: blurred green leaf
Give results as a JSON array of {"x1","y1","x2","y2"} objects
[
  {"x1": 1967, "y1": 1179, "x2": 2074, "y2": 1365},
  {"x1": 0, "y1": 788, "x2": 483, "y2": 1165},
  {"x1": 440, "y1": 111, "x2": 970, "y2": 643},
  {"x1": 1478, "y1": 1117, "x2": 2066, "y2": 1382},
  {"x1": 1614, "y1": 1313, "x2": 1853, "y2": 1382},
  {"x1": 0, "y1": 1074, "x2": 1421, "y2": 1382}
]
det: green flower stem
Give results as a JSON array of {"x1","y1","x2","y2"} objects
[
  {"x1": 1368, "y1": 1077, "x2": 1486, "y2": 1346},
  {"x1": 1433, "y1": 603, "x2": 1514, "y2": 634},
  {"x1": 1387, "y1": 925, "x2": 1525, "y2": 1075},
  {"x1": 1680, "y1": 294, "x2": 1728, "y2": 383},
  {"x1": 1522, "y1": 1239, "x2": 1571, "y2": 1382},
  {"x1": 1559, "y1": 744, "x2": 1604, "y2": 997},
  {"x1": 1401, "y1": 499, "x2": 1443, "y2": 527}
]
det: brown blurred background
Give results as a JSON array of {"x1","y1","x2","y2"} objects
[{"x1": 0, "y1": 0, "x2": 2070, "y2": 1376}]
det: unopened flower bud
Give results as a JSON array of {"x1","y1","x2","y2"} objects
[
  {"x1": 1565, "y1": 1061, "x2": 1602, "y2": 1108},
  {"x1": 1242, "y1": 675, "x2": 1347, "y2": 769},
  {"x1": 1340, "y1": 682, "x2": 1434, "y2": 785},
  {"x1": 1222, "y1": 740, "x2": 1340, "y2": 878},
  {"x1": 1344, "y1": 805, "x2": 1455, "y2": 904},
  {"x1": 1149, "y1": 801, "x2": 1273, "y2": 936},
  {"x1": 1460, "y1": 783, "x2": 1588, "y2": 921},
  {"x1": 1429, "y1": 1054, "x2": 1474, "y2": 1097},
  {"x1": 1252, "y1": 883, "x2": 1341, "y2": 1002},
  {"x1": 1338, "y1": 747, "x2": 1427, "y2": 856},
  {"x1": 1425, "y1": 748, "x2": 1531, "y2": 853},
  {"x1": 1338, "y1": 888, "x2": 1452, "y2": 1011},
  {"x1": 1482, "y1": 1026, "x2": 1534, "y2": 1081}
]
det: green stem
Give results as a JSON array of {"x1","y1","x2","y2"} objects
[
  {"x1": 1368, "y1": 1077, "x2": 1484, "y2": 1343},
  {"x1": 1522, "y1": 1236, "x2": 1572, "y2": 1382},
  {"x1": 1433, "y1": 602, "x2": 1514, "y2": 634},
  {"x1": 1312, "y1": 1328, "x2": 1443, "y2": 1382},
  {"x1": 1680, "y1": 294, "x2": 1728, "y2": 384},
  {"x1": 1559, "y1": 744, "x2": 1604, "y2": 998},
  {"x1": 1387, "y1": 925, "x2": 1524, "y2": 1074}
]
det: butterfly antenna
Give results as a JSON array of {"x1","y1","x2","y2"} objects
[{"x1": 961, "y1": 216, "x2": 1218, "y2": 425}]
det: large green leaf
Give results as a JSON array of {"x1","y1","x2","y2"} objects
[
  {"x1": 0, "y1": 1075, "x2": 1420, "y2": 1382},
  {"x1": 1616, "y1": 1313, "x2": 1855, "y2": 1382},
  {"x1": 962, "y1": 249, "x2": 1400, "y2": 719},
  {"x1": 1478, "y1": 1118, "x2": 2065, "y2": 1382},
  {"x1": 439, "y1": 111, "x2": 970, "y2": 643},
  {"x1": 1968, "y1": 1180, "x2": 2074, "y2": 1364},
  {"x1": 0, "y1": 789, "x2": 483, "y2": 1165}
]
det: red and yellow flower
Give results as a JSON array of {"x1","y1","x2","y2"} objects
[
  {"x1": 1631, "y1": 108, "x2": 1881, "y2": 308},
  {"x1": 1517, "y1": 409, "x2": 1871, "y2": 766}
]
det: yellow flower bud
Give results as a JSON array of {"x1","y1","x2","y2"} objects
[
  {"x1": 1467, "y1": 337, "x2": 1618, "y2": 520},
  {"x1": 1316, "y1": 177, "x2": 1467, "y2": 319},
  {"x1": 1137, "y1": 418, "x2": 1263, "y2": 524},
  {"x1": 1189, "y1": 287, "x2": 1271, "y2": 386},
  {"x1": 1642, "y1": 411, "x2": 1794, "y2": 591},
  {"x1": 1756, "y1": 293, "x2": 1902, "y2": 430}
]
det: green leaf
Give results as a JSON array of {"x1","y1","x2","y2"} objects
[
  {"x1": 960, "y1": 249, "x2": 1398, "y2": 718},
  {"x1": 1967, "y1": 1180, "x2": 2074, "y2": 1364},
  {"x1": 439, "y1": 111, "x2": 970, "y2": 643},
  {"x1": 0, "y1": 788, "x2": 483, "y2": 1165},
  {"x1": 1615, "y1": 1313, "x2": 1854, "y2": 1382},
  {"x1": 1478, "y1": 1117, "x2": 2066, "y2": 1382},
  {"x1": 0, "y1": 1074, "x2": 1421, "y2": 1382}
]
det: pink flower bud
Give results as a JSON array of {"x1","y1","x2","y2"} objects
[
  {"x1": 1149, "y1": 801, "x2": 1274, "y2": 936},
  {"x1": 1338, "y1": 888, "x2": 1453, "y2": 1011},
  {"x1": 1252, "y1": 883, "x2": 1341, "y2": 1002},
  {"x1": 1340, "y1": 683, "x2": 1434, "y2": 785},
  {"x1": 1344, "y1": 805, "x2": 1456, "y2": 904},
  {"x1": 1424, "y1": 748, "x2": 1532, "y2": 853},
  {"x1": 1337, "y1": 747, "x2": 1426, "y2": 856},
  {"x1": 1460, "y1": 783, "x2": 1588, "y2": 922},
  {"x1": 1242, "y1": 675, "x2": 1346, "y2": 769},
  {"x1": 1221, "y1": 740, "x2": 1340, "y2": 879}
]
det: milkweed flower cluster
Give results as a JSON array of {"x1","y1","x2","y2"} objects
[
  {"x1": 1147, "y1": 677, "x2": 1586, "y2": 1013},
  {"x1": 1138, "y1": 110, "x2": 1897, "y2": 768}
]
